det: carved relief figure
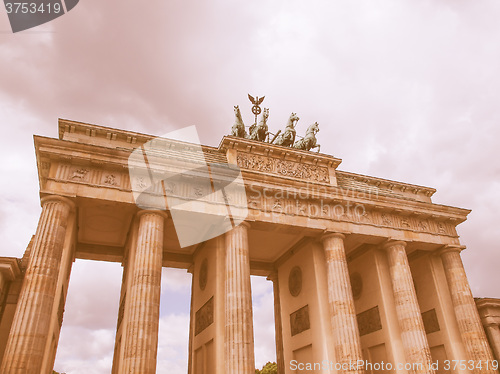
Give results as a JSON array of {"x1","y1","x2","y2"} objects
[
  {"x1": 104, "y1": 174, "x2": 117, "y2": 186},
  {"x1": 360, "y1": 211, "x2": 372, "y2": 223},
  {"x1": 231, "y1": 105, "x2": 247, "y2": 138},
  {"x1": 247, "y1": 194, "x2": 260, "y2": 209},
  {"x1": 290, "y1": 305, "x2": 310, "y2": 336},
  {"x1": 272, "y1": 199, "x2": 283, "y2": 211},
  {"x1": 437, "y1": 222, "x2": 446, "y2": 234},
  {"x1": 381, "y1": 213, "x2": 392, "y2": 226},
  {"x1": 237, "y1": 154, "x2": 274, "y2": 173},
  {"x1": 135, "y1": 177, "x2": 148, "y2": 189},
  {"x1": 418, "y1": 220, "x2": 428, "y2": 231},
  {"x1": 248, "y1": 108, "x2": 269, "y2": 142},
  {"x1": 193, "y1": 186, "x2": 204, "y2": 197},
  {"x1": 400, "y1": 217, "x2": 411, "y2": 228},
  {"x1": 164, "y1": 182, "x2": 175, "y2": 194},
  {"x1": 71, "y1": 168, "x2": 88, "y2": 180},
  {"x1": 293, "y1": 122, "x2": 321, "y2": 152},
  {"x1": 273, "y1": 112, "x2": 299, "y2": 147}
]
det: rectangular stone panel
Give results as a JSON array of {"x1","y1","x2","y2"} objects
[
  {"x1": 357, "y1": 306, "x2": 382, "y2": 336},
  {"x1": 430, "y1": 345, "x2": 450, "y2": 374},
  {"x1": 290, "y1": 305, "x2": 310, "y2": 336},
  {"x1": 206, "y1": 339, "x2": 215, "y2": 374},
  {"x1": 367, "y1": 344, "x2": 390, "y2": 374},
  {"x1": 422, "y1": 308, "x2": 440, "y2": 334},
  {"x1": 195, "y1": 296, "x2": 214, "y2": 336},
  {"x1": 293, "y1": 344, "x2": 313, "y2": 374},
  {"x1": 194, "y1": 346, "x2": 203, "y2": 374}
]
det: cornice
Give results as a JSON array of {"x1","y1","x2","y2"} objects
[
  {"x1": 336, "y1": 170, "x2": 436, "y2": 198},
  {"x1": 57, "y1": 118, "x2": 221, "y2": 154},
  {"x1": 0, "y1": 257, "x2": 21, "y2": 281},
  {"x1": 218, "y1": 135, "x2": 342, "y2": 169},
  {"x1": 242, "y1": 177, "x2": 470, "y2": 222},
  {"x1": 475, "y1": 298, "x2": 500, "y2": 309}
]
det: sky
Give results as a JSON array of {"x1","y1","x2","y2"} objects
[{"x1": 1, "y1": 1, "x2": 500, "y2": 373}]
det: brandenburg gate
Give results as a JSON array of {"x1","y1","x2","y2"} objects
[{"x1": 0, "y1": 117, "x2": 498, "y2": 374}]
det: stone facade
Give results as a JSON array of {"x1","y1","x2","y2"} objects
[{"x1": 0, "y1": 118, "x2": 498, "y2": 373}]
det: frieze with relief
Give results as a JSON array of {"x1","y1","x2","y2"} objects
[
  {"x1": 56, "y1": 164, "x2": 126, "y2": 189},
  {"x1": 246, "y1": 189, "x2": 456, "y2": 237},
  {"x1": 237, "y1": 153, "x2": 329, "y2": 183}
]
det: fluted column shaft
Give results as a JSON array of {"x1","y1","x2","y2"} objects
[
  {"x1": 268, "y1": 272, "x2": 285, "y2": 374},
  {"x1": 440, "y1": 247, "x2": 497, "y2": 373},
  {"x1": 1, "y1": 195, "x2": 74, "y2": 374},
  {"x1": 225, "y1": 222, "x2": 255, "y2": 374},
  {"x1": 384, "y1": 241, "x2": 434, "y2": 374},
  {"x1": 322, "y1": 233, "x2": 364, "y2": 374},
  {"x1": 122, "y1": 210, "x2": 165, "y2": 374}
]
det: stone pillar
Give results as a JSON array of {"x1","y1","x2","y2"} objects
[
  {"x1": 187, "y1": 267, "x2": 194, "y2": 374},
  {"x1": 225, "y1": 222, "x2": 255, "y2": 374},
  {"x1": 439, "y1": 246, "x2": 497, "y2": 373},
  {"x1": 484, "y1": 324, "x2": 500, "y2": 362},
  {"x1": 1, "y1": 195, "x2": 75, "y2": 374},
  {"x1": 321, "y1": 233, "x2": 364, "y2": 374},
  {"x1": 267, "y1": 272, "x2": 285, "y2": 374},
  {"x1": 122, "y1": 210, "x2": 166, "y2": 374},
  {"x1": 383, "y1": 240, "x2": 434, "y2": 374}
]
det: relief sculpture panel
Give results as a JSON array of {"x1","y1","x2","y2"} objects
[
  {"x1": 195, "y1": 297, "x2": 214, "y2": 336},
  {"x1": 246, "y1": 188, "x2": 456, "y2": 238},
  {"x1": 357, "y1": 306, "x2": 382, "y2": 336},
  {"x1": 237, "y1": 153, "x2": 329, "y2": 183},
  {"x1": 290, "y1": 305, "x2": 310, "y2": 336}
]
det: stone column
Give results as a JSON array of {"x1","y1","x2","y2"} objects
[
  {"x1": 267, "y1": 272, "x2": 285, "y2": 374},
  {"x1": 225, "y1": 222, "x2": 255, "y2": 374},
  {"x1": 122, "y1": 210, "x2": 166, "y2": 374},
  {"x1": 383, "y1": 240, "x2": 434, "y2": 374},
  {"x1": 1, "y1": 195, "x2": 75, "y2": 374},
  {"x1": 484, "y1": 324, "x2": 500, "y2": 362},
  {"x1": 187, "y1": 267, "x2": 194, "y2": 374},
  {"x1": 321, "y1": 233, "x2": 364, "y2": 374},
  {"x1": 439, "y1": 246, "x2": 497, "y2": 373}
]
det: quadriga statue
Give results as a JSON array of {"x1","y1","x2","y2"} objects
[
  {"x1": 293, "y1": 122, "x2": 320, "y2": 152},
  {"x1": 272, "y1": 112, "x2": 299, "y2": 147}
]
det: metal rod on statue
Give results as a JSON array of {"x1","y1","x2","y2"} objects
[{"x1": 248, "y1": 94, "x2": 265, "y2": 126}]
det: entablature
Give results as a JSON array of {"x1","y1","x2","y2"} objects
[{"x1": 36, "y1": 121, "x2": 470, "y2": 250}]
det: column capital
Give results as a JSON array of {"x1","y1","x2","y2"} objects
[
  {"x1": 136, "y1": 209, "x2": 169, "y2": 220},
  {"x1": 381, "y1": 239, "x2": 407, "y2": 250},
  {"x1": 321, "y1": 232, "x2": 346, "y2": 242},
  {"x1": 237, "y1": 221, "x2": 251, "y2": 229},
  {"x1": 437, "y1": 245, "x2": 465, "y2": 256},
  {"x1": 266, "y1": 270, "x2": 278, "y2": 282},
  {"x1": 40, "y1": 194, "x2": 76, "y2": 211}
]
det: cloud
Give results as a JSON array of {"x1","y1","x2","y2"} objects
[
  {"x1": 54, "y1": 261, "x2": 122, "y2": 373},
  {"x1": 157, "y1": 313, "x2": 190, "y2": 374},
  {"x1": 161, "y1": 267, "x2": 192, "y2": 293},
  {"x1": 252, "y1": 276, "x2": 276, "y2": 368}
]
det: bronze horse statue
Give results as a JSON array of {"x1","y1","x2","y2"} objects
[
  {"x1": 248, "y1": 108, "x2": 269, "y2": 142},
  {"x1": 230, "y1": 105, "x2": 247, "y2": 138},
  {"x1": 272, "y1": 112, "x2": 299, "y2": 147},
  {"x1": 293, "y1": 122, "x2": 320, "y2": 152}
]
